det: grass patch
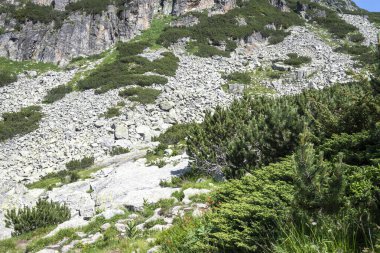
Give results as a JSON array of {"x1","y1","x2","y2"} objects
[
  {"x1": 222, "y1": 69, "x2": 278, "y2": 95},
  {"x1": 27, "y1": 165, "x2": 103, "y2": 190},
  {"x1": 119, "y1": 87, "x2": 161, "y2": 104},
  {"x1": 0, "y1": 106, "x2": 42, "y2": 142},
  {"x1": 0, "y1": 226, "x2": 56, "y2": 253},
  {"x1": 0, "y1": 57, "x2": 59, "y2": 83}
]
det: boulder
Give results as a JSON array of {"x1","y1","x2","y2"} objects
[
  {"x1": 114, "y1": 124, "x2": 129, "y2": 140},
  {"x1": 159, "y1": 101, "x2": 175, "y2": 111}
]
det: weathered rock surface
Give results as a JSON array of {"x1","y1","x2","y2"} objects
[
  {"x1": 0, "y1": 0, "x2": 236, "y2": 64},
  {"x1": 341, "y1": 14, "x2": 380, "y2": 46}
]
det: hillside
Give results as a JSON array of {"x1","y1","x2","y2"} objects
[{"x1": 0, "y1": 0, "x2": 379, "y2": 252}]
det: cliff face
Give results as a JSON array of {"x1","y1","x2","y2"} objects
[{"x1": 0, "y1": 0, "x2": 236, "y2": 65}]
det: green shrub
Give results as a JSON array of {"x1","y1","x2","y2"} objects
[
  {"x1": 204, "y1": 159, "x2": 295, "y2": 252},
  {"x1": 158, "y1": 0, "x2": 303, "y2": 56},
  {"x1": 103, "y1": 106, "x2": 121, "y2": 118},
  {"x1": 156, "y1": 216, "x2": 215, "y2": 252},
  {"x1": 0, "y1": 106, "x2": 43, "y2": 142},
  {"x1": 77, "y1": 42, "x2": 176, "y2": 93},
  {"x1": 43, "y1": 85, "x2": 73, "y2": 104},
  {"x1": 223, "y1": 72, "x2": 251, "y2": 84},
  {"x1": 65, "y1": 156, "x2": 94, "y2": 170},
  {"x1": 13, "y1": 2, "x2": 65, "y2": 26},
  {"x1": 109, "y1": 146, "x2": 130, "y2": 156},
  {"x1": 307, "y1": 3, "x2": 357, "y2": 39},
  {"x1": 0, "y1": 70, "x2": 17, "y2": 87},
  {"x1": 5, "y1": 199, "x2": 71, "y2": 236},
  {"x1": 335, "y1": 44, "x2": 371, "y2": 55},
  {"x1": 119, "y1": 87, "x2": 161, "y2": 104},
  {"x1": 153, "y1": 123, "x2": 197, "y2": 146},
  {"x1": 349, "y1": 33, "x2": 365, "y2": 43},
  {"x1": 65, "y1": 0, "x2": 125, "y2": 14},
  {"x1": 171, "y1": 190, "x2": 185, "y2": 201},
  {"x1": 187, "y1": 82, "x2": 378, "y2": 178},
  {"x1": 284, "y1": 53, "x2": 312, "y2": 66},
  {"x1": 191, "y1": 43, "x2": 230, "y2": 58}
]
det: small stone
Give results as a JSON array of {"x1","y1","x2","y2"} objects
[
  {"x1": 147, "y1": 246, "x2": 161, "y2": 253},
  {"x1": 115, "y1": 223, "x2": 126, "y2": 233},
  {"x1": 94, "y1": 120, "x2": 105, "y2": 128},
  {"x1": 101, "y1": 223, "x2": 111, "y2": 231}
]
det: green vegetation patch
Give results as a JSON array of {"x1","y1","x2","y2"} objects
[
  {"x1": 284, "y1": 53, "x2": 312, "y2": 66},
  {"x1": 0, "y1": 57, "x2": 59, "y2": 87},
  {"x1": 66, "y1": 156, "x2": 95, "y2": 170},
  {"x1": 158, "y1": 0, "x2": 304, "y2": 57},
  {"x1": 13, "y1": 2, "x2": 66, "y2": 27},
  {"x1": 188, "y1": 81, "x2": 378, "y2": 179},
  {"x1": 43, "y1": 84, "x2": 73, "y2": 104},
  {"x1": 109, "y1": 146, "x2": 130, "y2": 156},
  {"x1": 119, "y1": 87, "x2": 161, "y2": 104},
  {"x1": 5, "y1": 199, "x2": 71, "y2": 236},
  {"x1": 0, "y1": 106, "x2": 43, "y2": 142},
  {"x1": 222, "y1": 69, "x2": 277, "y2": 95},
  {"x1": 76, "y1": 41, "x2": 178, "y2": 94},
  {"x1": 102, "y1": 106, "x2": 122, "y2": 119},
  {"x1": 27, "y1": 164, "x2": 102, "y2": 190},
  {"x1": 0, "y1": 70, "x2": 17, "y2": 87},
  {"x1": 65, "y1": 0, "x2": 125, "y2": 15}
]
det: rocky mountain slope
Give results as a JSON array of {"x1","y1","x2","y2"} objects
[{"x1": 0, "y1": 0, "x2": 379, "y2": 251}]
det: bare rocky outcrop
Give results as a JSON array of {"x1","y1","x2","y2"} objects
[{"x1": 0, "y1": 0, "x2": 236, "y2": 65}]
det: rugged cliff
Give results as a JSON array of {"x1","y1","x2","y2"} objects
[{"x1": 0, "y1": 0, "x2": 236, "y2": 65}]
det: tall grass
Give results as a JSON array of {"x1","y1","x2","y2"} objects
[{"x1": 273, "y1": 217, "x2": 357, "y2": 253}]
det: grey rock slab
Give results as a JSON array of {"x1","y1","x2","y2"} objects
[
  {"x1": 91, "y1": 158, "x2": 189, "y2": 210},
  {"x1": 97, "y1": 209, "x2": 125, "y2": 220},
  {"x1": 45, "y1": 217, "x2": 89, "y2": 238}
]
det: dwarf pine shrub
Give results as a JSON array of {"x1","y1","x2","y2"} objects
[
  {"x1": 5, "y1": 199, "x2": 71, "y2": 236},
  {"x1": 0, "y1": 70, "x2": 17, "y2": 87},
  {"x1": 66, "y1": 156, "x2": 94, "y2": 170}
]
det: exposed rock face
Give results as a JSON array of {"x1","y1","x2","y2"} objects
[
  {"x1": 312, "y1": 0, "x2": 358, "y2": 11},
  {"x1": 0, "y1": 1, "x2": 162, "y2": 65},
  {"x1": 269, "y1": 0, "x2": 290, "y2": 12},
  {"x1": 32, "y1": 0, "x2": 79, "y2": 11},
  {"x1": 0, "y1": 0, "x2": 236, "y2": 64}
]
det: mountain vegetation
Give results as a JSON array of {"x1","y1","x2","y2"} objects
[{"x1": 0, "y1": 106, "x2": 42, "y2": 142}]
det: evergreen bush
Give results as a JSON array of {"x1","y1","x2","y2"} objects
[
  {"x1": 0, "y1": 106, "x2": 43, "y2": 142},
  {"x1": 5, "y1": 199, "x2": 71, "y2": 236},
  {"x1": 65, "y1": 156, "x2": 94, "y2": 170},
  {"x1": 0, "y1": 70, "x2": 17, "y2": 87},
  {"x1": 43, "y1": 85, "x2": 73, "y2": 104}
]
